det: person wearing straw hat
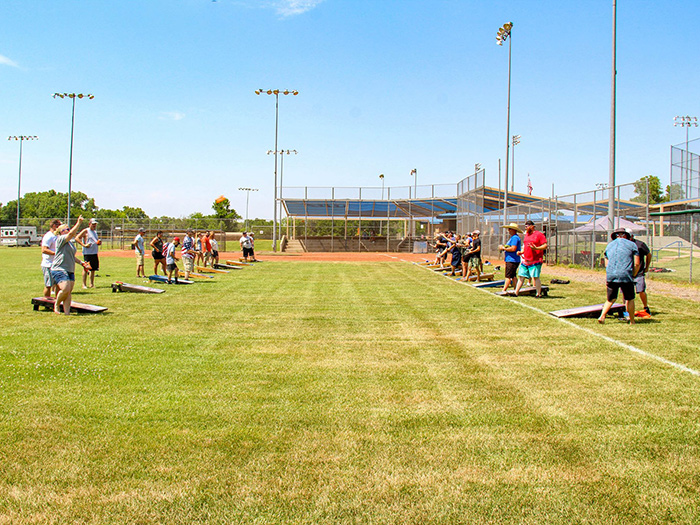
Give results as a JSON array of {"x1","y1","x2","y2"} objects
[
  {"x1": 499, "y1": 222, "x2": 523, "y2": 292},
  {"x1": 598, "y1": 227, "x2": 640, "y2": 324}
]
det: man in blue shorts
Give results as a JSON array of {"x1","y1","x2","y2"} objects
[{"x1": 499, "y1": 223, "x2": 522, "y2": 292}]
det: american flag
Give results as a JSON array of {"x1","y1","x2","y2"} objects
[{"x1": 527, "y1": 176, "x2": 533, "y2": 195}]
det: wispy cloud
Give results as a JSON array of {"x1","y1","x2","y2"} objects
[
  {"x1": 159, "y1": 111, "x2": 186, "y2": 121},
  {"x1": 0, "y1": 55, "x2": 19, "y2": 68},
  {"x1": 275, "y1": 0, "x2": 324, "y2": 17}
]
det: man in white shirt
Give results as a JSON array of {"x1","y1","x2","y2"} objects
[{"x1": 40, "y1": 219, "x2": 62, "y2": 297}]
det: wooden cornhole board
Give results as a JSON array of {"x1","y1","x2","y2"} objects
[
  {"x1": 473, "y1": 279, "x2": 507, "y2": 288},
  {"x1": 111, "y1": 282, "x2": 165, "y2": 294},
  {"x1": 32, "y1": 296, "x2": 108, "y2": 313},
  {"x1": 214, "y1": 263, "x2": 243, "y2": 270},
  {"x1": 196, "y1": 266, "x2": 229, "y2": 274},
  {"x1": 455, "y1": 273, "x2": 495, "y2": 282},
  {"x1": 225, "y1": 260, "x2": 252, "y2": 266},
  {"x1": 496, "y1": 285, "x2": 549, "y2": 297},
  {"x1": 549, "y1": 303, "x2": 625, "y2": 318},
  {"x1": 178, "y1": 271, "x2": 213, "y2": 279},
  {"x1": 149, "y1": 275, "x2": 194, "y2": 285}
]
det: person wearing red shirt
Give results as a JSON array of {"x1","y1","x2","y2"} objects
[{"x1": 514, "y1": 220, "x2": 548, "y2": 297}]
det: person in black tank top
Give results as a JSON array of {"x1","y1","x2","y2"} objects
[{"x1": 150, "y1": 231, "x2": 167, "y2": 275}]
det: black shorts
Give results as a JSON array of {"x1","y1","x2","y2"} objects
[
  {"x1": 505, "y1": 261, "x2": 519, "y2": 279},
  {"x1": 152, "y1": 250, "x2": 164, "y2": 260},
  {"x1": 243, "y1": 247, "x2": 254, "y2": 258},
  {"x1": 167, "y1": 263, "x2": 178, "y2": 272},
  {"x1": 84, "y1": 253, "x2": 99, "y2": 271},
  {"x1": 212, "y1": 250, "x2": 219, "y2": 258},
  {"x1": 606, "y1": 281, "x2": 635, "y2": 302}
]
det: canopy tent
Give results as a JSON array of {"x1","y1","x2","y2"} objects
[{"x1": 571, "y1": 216, "x2": 645, "y2": 233}]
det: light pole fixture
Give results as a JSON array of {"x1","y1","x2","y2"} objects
[
  {"x1": 511, "y1": 134, "x2": 521, "y2": 192},
  {"x1": 255, "y1": 89, "x2": 299, "y2": 251},
  {"x1": 607, "y1": 1, "x2": 617, "y2": 235},
  {"x1": 7, "y1": 135, "x2": 38, "y2": 246},
  {"x1": 238, "y1": 187, "x2": 259, "y2": 232},
  {"x1": 497, "y1": 22, "x2": 513, "y2": 229},
  {"x1": 53, "y1": 92, "x2": 94, "y2": 222},
  {"x1": 674, "y1": 115, "x2": 698, "y2": 197},
  {"x1": 379, "y1": 174, "x2": 385, "y2": 235}
]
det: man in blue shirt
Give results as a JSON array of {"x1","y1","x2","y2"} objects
[
  {"x1": 598, "y1": 228, "x2": 640, "y2": 324},
  {"x1": 499, "y1": 223, "x2": 523, "y2": 292}
]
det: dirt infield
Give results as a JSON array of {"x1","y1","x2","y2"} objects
[{"x1": 101, "y1": 249, "x2": 431, "y2": 263}]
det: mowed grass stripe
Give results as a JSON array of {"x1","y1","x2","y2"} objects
[{"x1": 1, "y1": 248, "x2": 699, "y2": 523}]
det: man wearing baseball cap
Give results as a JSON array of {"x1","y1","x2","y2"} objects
[
  {"x1": 133, "y1": 227, "x2": 147, "y2": 278},
  {"x1": 78, "y1": 218, "x2": 101, "y2": 288},
  {"x1": 514, "y1": 220, "x2": 548, "y2": 297},
  {"x1": 598, "y1": 227, "x2": 640, "y2": 324}
]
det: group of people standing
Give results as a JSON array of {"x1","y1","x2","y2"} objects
[
  {"x1": 40, "y1": 215, "x2": 96, "y2": 314},
  {"x1": 433, "y1": 229, "x2": 484, "y2": 282},
  {"x1": 133, "y1": 228, "x2": 221, "y2": 284},
  {"x1": 598, "y1": 227, "x2": 652, "y2": 324},
  {"x1": 498, "y1": 220, "x2": 548, "y2": 297}
]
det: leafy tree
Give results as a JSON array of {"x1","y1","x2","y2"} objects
[
  {"x1": 212, "y1": 197, "x2": 241, "y2": 220},
  {"x1": 632, "y1": 175, "x2": 663, "y2": 204},
  {"x1": 665, "y1": 183, "x2": 685, "y2": 202}
]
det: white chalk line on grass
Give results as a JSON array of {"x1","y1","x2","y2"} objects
[{"x1": 405, "y1": 260, "x2": 700, "y2": 378}]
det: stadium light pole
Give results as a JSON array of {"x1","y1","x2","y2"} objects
[
  {"x1": 53, "y1": 93, "x2": 94, "y2": 223},
  {"x1": 238, "y1": 187, "x2": 259, "y2": 232},
  {"x1": 410, "y1": 168, "x2": 417, "y2": 238},
  {"x1": 255, "y1": 89, "x2": 299, "y2": 251},
  {"x1": 497, "y1": 22, "x2": 513, "y2": 231},
  {"x1": 7, "y1": 135, "x2": 38, "y2": 245},
  {"x1": 511, "y1": 134, "x2": 521, "y2": 192},
  {"x1": 674, "y1": 116, "x2": 698, "y2": 197},
  {"x1": 379, "y1": 174, "x2": 385, "y2": 235},
  {"x1": 607, "y1": 1, "x2": 617, "y2": 236}
]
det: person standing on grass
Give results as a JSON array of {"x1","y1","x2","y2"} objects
[
  {"x1": 444, "y1": 234, "x2": 461, "y2": 276},
  {"x1": 51, "y1": 216, "x2": 89, "y2": 315},
  {"x1": 181, "y1": 229, "x2": 196, "y2": 279},
  {"x1": 240, "y1": 231, "x2": 253, "y2": 262},
  {"x1": 150, "y1": 231, "x2": 167, "y2": 276},
  {"x1": 78, "y1": 218, "x2": 101, "y2": 289},
  {"x1": 627, "y1": 228, "x2": 652, "y2": 316},
  {"x1": 210, "y1": 231, "x2": 220, "y2": 266},
  {"x1": 202, "y1": 231, "x2": 213, "y2": 267},
  {"x1": 514, "y1": 220, "x2": 548, "y2": 297},
  {"x1": 499, "y1": 223, "x2": 523, "y2": 292},
  {"x1": 464, "y1": 230, "x2": 482, "y2": 282},
  {"x1": 133, "y1": 228, "x2": 147, "y2": 278},
  {"x1": 598, "y1": 228, "x2": 640, "y2": 324},
  {"x1": 165, "y1": 237, "x2": 180, "y2": 284},
  {"x1": 41, "y1": 218, "x2": 62, "y2": 298}
]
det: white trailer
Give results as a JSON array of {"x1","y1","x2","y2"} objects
[{"x1": 1, "y1": 226, "x2": 40, "y2": 246}]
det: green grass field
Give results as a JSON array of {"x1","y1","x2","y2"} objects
[{"x1": 1, "y1": 247, "x2": 700, "y2": 523}]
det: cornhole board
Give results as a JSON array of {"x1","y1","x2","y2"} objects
[
  {"x1": 225, "y1": 260, "x2": 252, "y2": 266},
  {"x1": 214, "y1": 263, "x2": 243, "y2": 270},
  {"x1": 178, "y1": 271, "x2": 213, "y2": 279},
  {"x1": 32, "y1": 296, "x2": 108, "y2": 313},
  {"x1": 111, "y1": 282, "x2": 165, "y2": 294},
  {"x1": 196, "y1": 266, "x2": 229, "y2": 274},
  {"x1": 149, "y1": 275, "x2": 193, "y2": 285},
  {"x1": 473, "y1": 279, "x2": 507, "y2": 288},
  {"x1": 496, "y1": 286, "x2": 549, "y2": 297},
  {"x1": 549, "y1": 303, "x2": 626, "y2": 319},
  {"x1": 455, "y1": 273, "x2": 495, "y2": 282}
]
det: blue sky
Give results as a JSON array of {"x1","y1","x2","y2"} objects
[{"x1": 2, "y1": 0, "x2": 699, "y2": 219}]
